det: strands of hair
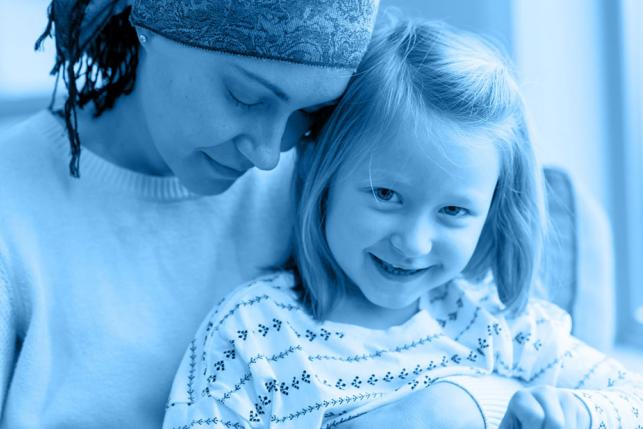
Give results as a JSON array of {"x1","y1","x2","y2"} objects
[{"x1": 35, "y1": 2, "x2": 139, "y2": 177}]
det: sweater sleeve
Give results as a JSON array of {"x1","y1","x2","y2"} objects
[
  {"x1": 0, "y1": 255, "x2": 17, "y2": 419},
  {"x1": 560, "y1": 336, "x2": 643, "y2": 429},
  {"x1": 493, "y1": 299, "x2": 643, "y2": 429}
]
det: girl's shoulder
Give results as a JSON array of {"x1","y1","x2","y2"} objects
[
  {"x1": 232, "y1": 270, "x2": 298, "y2": 299},
  {"x1": 446, "y1": 275, "x2": 572, "y2": 328},
  {"x1": 440, "y1": 275, "x2": 503, "y2": 311},
  {"x1": 207, "y1": 270, "x2": 304, "y2": 326}
]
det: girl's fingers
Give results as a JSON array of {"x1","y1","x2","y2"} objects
[
  {"x1": 505, "y1": 389, "x2": 545, "y2": 429},
  {"x1": 500, "y1": 387, "x2": 591, "y2": 429},
  {"x1": 559, "y1": 390, "x2": 592, "y2": 428},
  {"x1": 498, "y1": 411, "x2": 520, "y2": 429},
  {"x1": 531, "y1": 387, "x2": 566, "y2": 429}
]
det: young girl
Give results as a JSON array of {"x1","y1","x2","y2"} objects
[
  {"x1": 0, "y1": 1, "x2": 379, "y2": 428},
  {"x1": 162, "y1": 18, "x2": 643, "y2": 429}
]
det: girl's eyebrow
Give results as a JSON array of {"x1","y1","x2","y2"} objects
[
  {"x1": 232, "y1": 64, "x2": 290, "y2": 102},
  {"x1": 365, "y1": 169, "x2": 414, "y2": 186}
]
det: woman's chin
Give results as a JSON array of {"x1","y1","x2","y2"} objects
[{"x1": 180, "y1": 175, "x2": 238, "y2": 196}]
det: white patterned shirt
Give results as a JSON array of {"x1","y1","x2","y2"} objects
[{"x1": 163, "y1": 271, "x2": 643, "y2": 429}]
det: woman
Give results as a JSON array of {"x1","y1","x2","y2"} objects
[{"x1": 0, "y1": 1, "x2": 378, "y2": 428}]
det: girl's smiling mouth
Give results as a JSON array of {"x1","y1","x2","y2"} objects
[{"x1": 369, "y1": 253, "x2": 431, "y2": 279}]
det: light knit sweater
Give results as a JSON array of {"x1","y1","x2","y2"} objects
[
  {"x1": 0, "y1": 111, "x2": 295, "y2": 429},
  {"x1": 163, "y1": 271, "x2": 643, "y2": 429}
]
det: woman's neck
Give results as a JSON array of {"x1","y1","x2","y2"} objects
[{"x1": 67, "y1": 89, "x2": 171, "y2": 176}]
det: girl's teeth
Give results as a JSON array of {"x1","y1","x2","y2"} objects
[{"x1": 376, "y1": 256, "x2": 422, "y2": 276}]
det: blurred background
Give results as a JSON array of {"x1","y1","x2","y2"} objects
[{"x1": 1, "y1": 0, "x2": 641, "y2": 368}]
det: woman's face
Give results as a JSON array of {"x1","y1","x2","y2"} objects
[{"x1": 136, "y1": 33, "x2": 352, "y2": 195}]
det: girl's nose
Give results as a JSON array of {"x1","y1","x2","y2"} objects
[{"x1": 390, "y1": 218, "x2": 434, "y2": 258}]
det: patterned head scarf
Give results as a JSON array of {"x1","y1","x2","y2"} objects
[
  {"x1": 36, "y1": 0, "x2": 379, "y2": 177},
  {"x1": 46, "y1": 0, "x2": 379, "y2": 68},
  {"x1": 129, "y1": 0, "x2": 380, "y2": 69}
]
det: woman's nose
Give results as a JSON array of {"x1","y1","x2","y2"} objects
[
  {"x1": 390, "y1": 217, "x2": 434, "y2": 258},
  {"x1": 236, "y1": 138, "x2": 280, "y2": 171},
  {"x1": 235, "y1": 134, "x2": 281, "y2": 171},
  {"x1": 235, "y1": 120, "x2": 285, "y2": 171}
]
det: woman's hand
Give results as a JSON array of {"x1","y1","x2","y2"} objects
[{"x1": 499, "y1": 386, "x2": 590, "y2": 429}]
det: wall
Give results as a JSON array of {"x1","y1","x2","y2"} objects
[
  {"x1": 512, "y1": 0, "x2": 612, "y2": 210},
  {"x1": 381, "y1": 0, "x2": 513, "y2": 55}
]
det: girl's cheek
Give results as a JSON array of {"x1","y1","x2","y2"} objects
[
  {"x1": 358, "y1": 210, "x2": 397, "y2": 238},
  {"x1": 448, "y1": 227, "x2": 485, "y2": 261}
]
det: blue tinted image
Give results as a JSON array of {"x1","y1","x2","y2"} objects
[{"x1": 0, "y1": 1, "x2": 641, "y2": 428}]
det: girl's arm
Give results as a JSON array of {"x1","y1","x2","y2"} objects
[
  {"x1": 551, "y1": 335, "x2": 642, "y2": 429},
  {"x1": 162, "y1": 339, "x2": 256, "y2": 429},
  {"x1": 336, "y1": 381, "x2": 485, "y2": 429},
  {"x1": 495, "y1": 299, "x2": 643, "y2": 429},
  {"x1": 162, "y1": 303, "x2": 266, "y2": 428}
]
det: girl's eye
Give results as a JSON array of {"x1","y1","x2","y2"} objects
[
  {"x1": 440, "y1": 206, "x2": 468, "y2": 217},
  {"x1": 373, "y1": 187, "x2": 399, "y2": 202}
]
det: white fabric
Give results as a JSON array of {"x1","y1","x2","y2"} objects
[
  {"x1": 164, "y1": 271, "x2": 643, "y2": 429},
  {"x1": 436, "y1": 375, "x2": 523, "y2": 429},
  {"x1": 0, "y1": 111, "x2": 295, "y2": 429}
]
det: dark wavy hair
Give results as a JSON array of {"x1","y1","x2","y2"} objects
[{"x1": 35, "y1": 1, "x2": 139, "y2": 177}]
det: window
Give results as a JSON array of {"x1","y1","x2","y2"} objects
[
  {"x1": 617, "y1": 0, "x2": 643, "y2": 347},
  {"x1": 0, "y1": 0, "x2": 56, "y2": 127}
]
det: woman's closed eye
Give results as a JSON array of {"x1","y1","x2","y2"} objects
[
  {"x1": 440, "y1": 205, "x2": 469, "y2": 217},
  {"x1": 227, "y1": 88, "x2": 262, "y2": 109}
]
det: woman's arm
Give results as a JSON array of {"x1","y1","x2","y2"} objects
[
  {"x1": 0, "y1": 257, "x2": 17, "y2": 420},
  {"x1": 338, "y1": 379, "x2": 488, "y2": 429}
]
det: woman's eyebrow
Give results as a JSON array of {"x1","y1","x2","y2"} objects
[{"x1": 232, "y1": 64, "x2": 290, "y2": 102}]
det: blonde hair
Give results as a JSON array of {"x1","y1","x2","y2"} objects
[{"x1": 293, "y1": 17, "x2": 546, "y2": 319}]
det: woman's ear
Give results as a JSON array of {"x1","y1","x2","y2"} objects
[{"x1": 135, "y1": 27, "x2": 152, "y2": 45}]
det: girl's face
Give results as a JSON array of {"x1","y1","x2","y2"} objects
[
  {"x1": 324, "y1": 121, "x2": 501, "y2": 324},
  {"x1": 136, "y1": 33, "x2": 352, "y2": 195}
]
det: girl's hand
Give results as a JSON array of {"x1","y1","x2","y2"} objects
[{"x1": 499, "y1": 386, "x2": 590, "y2": 429}]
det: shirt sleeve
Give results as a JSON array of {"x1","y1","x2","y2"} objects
[
  {"x1": 562, "y1": 336, "x2": 643, "y2": 429},
  {"x1": 492, "y1": 299, "x2": 643, "y2": 429},
  {"x1": 162, "y1": 284, "x2": 277, "y2": 429},
  {"x1": 0, "y1": 255, "x2": 17, "y2": 419}
]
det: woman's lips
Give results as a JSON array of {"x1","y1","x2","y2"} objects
[{"x1": 201, "y1": 151, "x2": 244, "y2": 179}]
